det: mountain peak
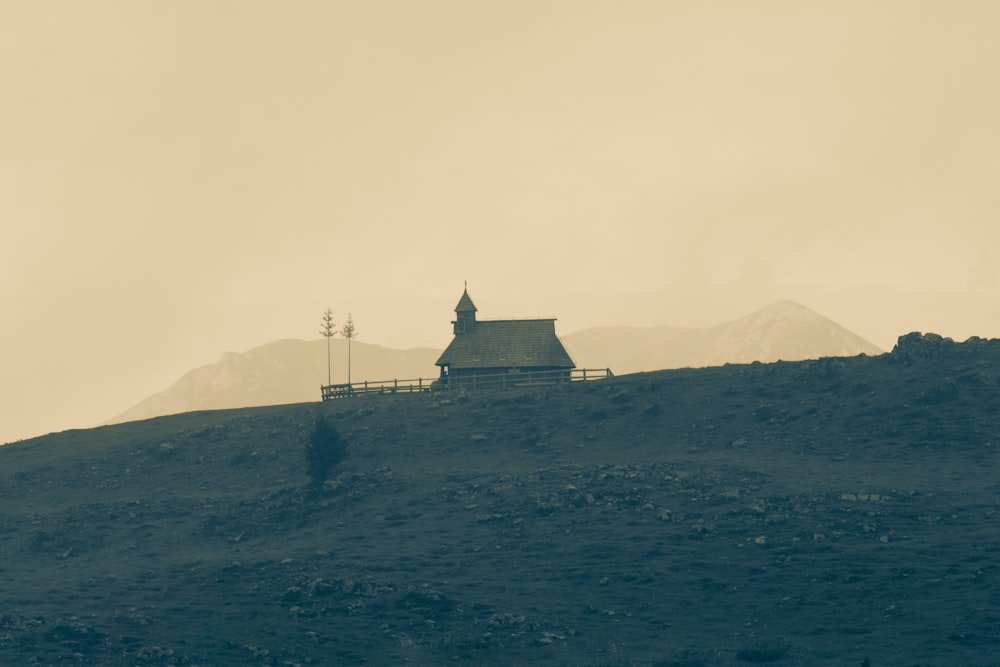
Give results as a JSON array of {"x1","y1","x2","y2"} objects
[
  {"x1": 738, "y1": 300, "x2": 830, "y2": 324},
  {"x1": 752, "y1": 299, "x2": 810, "y2": 314},
  {"x1": 563, "y1": 300, "x2": 883, "y2": 373},
  {"x1": 709, "y1": 301, "x2": 882, "y2": 364}
]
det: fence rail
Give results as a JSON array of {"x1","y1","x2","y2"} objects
[{"x1": 320, "y1": 367, "x2": 613, "y2": 401}]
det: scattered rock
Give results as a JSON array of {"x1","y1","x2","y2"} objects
[{"x1": 611, "y1": 389, "x2": 632, "y2": 404}]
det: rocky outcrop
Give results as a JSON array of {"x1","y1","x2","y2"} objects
[{"x1": 890, "y1": 332, "x2": 956, "y2": 363}]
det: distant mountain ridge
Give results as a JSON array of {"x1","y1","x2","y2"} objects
[
  {"x1": 561, "y1": 300, "x2": 882, "y2": 374},
  {"x1": 108, "y1": 301, "x2": 881, "y2": 424},
  {"x1": 107, "y1": 339, "x2": 441, "y2": 425}
]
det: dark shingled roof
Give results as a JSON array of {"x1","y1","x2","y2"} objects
[
  {"x1": 436, "y1": 319, "x2": 575, "y2": 370},
  {"x1": 454, "y1": 289, "x2": 477, "y2": 313}
]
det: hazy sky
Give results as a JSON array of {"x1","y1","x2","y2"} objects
[{"x1": 3, "y1": 1, "x2": 999, "y2": 443}]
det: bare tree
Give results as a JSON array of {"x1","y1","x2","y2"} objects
[
  {"x1": 341, "y1": 313, "x2": 358, "y2": 388},
  {"x1": 319, "y1": 309, "x2": 337, "y2": 387}
]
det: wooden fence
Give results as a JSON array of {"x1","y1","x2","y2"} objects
[{"x1": 320, "y1": 367, "x2": 613, "y2": 401}]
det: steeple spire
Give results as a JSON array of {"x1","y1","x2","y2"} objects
[{"x1": 453, "y1": 284, "x2": 477, "y2": 334}]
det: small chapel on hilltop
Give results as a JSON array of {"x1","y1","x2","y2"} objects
[{"x1": 435, "y1": 287, "x2": 576, "y2": 386}]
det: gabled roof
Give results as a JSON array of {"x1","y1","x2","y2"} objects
[
  {"x1": 436, "y1": 319, "x2": 575, "y2": 370},
  {"x1": 454, "y1": 289, "x2": 477, "y2": 313}
]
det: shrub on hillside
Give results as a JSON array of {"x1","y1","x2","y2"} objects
[{"x1": 305, "y1": 418, "x2": 347, "y2": 486}]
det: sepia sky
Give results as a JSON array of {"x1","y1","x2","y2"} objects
[{"x1": 3, "y1": 1, "x2": 999, "y2": 443}]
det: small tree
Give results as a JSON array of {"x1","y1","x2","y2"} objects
[
  {"x1": 305, "y1": 417, "x2": 347, "y2": 486},
  {"x1": 341, "y1": 313, "x2": 358, "y2": 388},
  {"x1": 319, "y1": 309, "x2": 337, "y2": 387}
]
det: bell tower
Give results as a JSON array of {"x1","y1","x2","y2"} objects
[{"x1": 452, "y1": 284, "x2": 477, "y2": 334}]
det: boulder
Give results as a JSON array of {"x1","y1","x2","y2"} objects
[{"x1": 891, "y1": 332, "x2": 955, "y2": 363}]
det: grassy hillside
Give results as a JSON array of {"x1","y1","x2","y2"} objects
[{"x1": 1, "y1": 333, "x2": 998, "y2": 666}]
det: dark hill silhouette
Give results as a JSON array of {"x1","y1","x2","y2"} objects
[
  {"x1": 562, "y1": 299, "x2": 883, "y2": 374},
  {"x1": 3, "y1": 332, "x2": 998, "y2": 665}
]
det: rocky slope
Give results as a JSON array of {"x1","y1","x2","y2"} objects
[{"x1": 2, "y1": 332, "x2": 998, "y2": 665}]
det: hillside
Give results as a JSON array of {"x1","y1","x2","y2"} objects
[
  {"x1": 2, "y1": 332, "x2": 998, "y2": 665},
  {"x1": 562, "y1": 300, "x2": 883, "y2": 374}
]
